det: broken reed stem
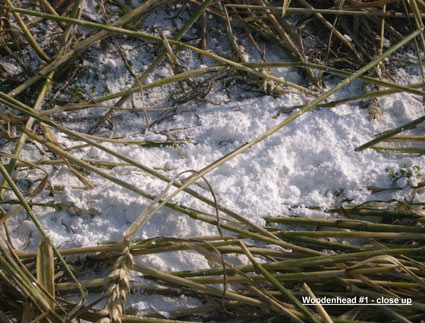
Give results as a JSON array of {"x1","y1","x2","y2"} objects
[
  {"x1": 279, "y1": 235, "x2": 362, "y2": 252},
  {"x1": 40, "y1": 103, "x2": 175, "y2": 114},
  {"x1": 4, "y1": 0, "x2": 51, "y2": 62},
  {"x1": 277, "y1": 230, "x2": 425, "y2": 240},
  {"x1": 317, "y1": 82, "x2": 425, "y2": 108},
  {"x1": 330, "y1": 206, "x2": 421, "y2": 218},
  {"x1": 16, "y1": 239, "x2": 294, "y2": 262},
  {"x1": 129, "y1": 263, "x2": 292, "y2": 315},
  {"x1": 14, "y1": 159, "x2": 152, "y2": 170},
  {"x1": 408, "y1": 0, "x2": 425, "y2": 82},
  {"x1": 302, "y1": 283, "x2": 333, "y2": 323},
  {"x1": 226, "y1": 4, "x2": 425, "y2": 19},
  {"x1": 37, "y1": 0, "x2": 67, "y2": 29},
  {"x1": 239, "y1": 241, "x2": 321, "y2": 323},
  {"x1": 185, "y1": 266, "x2": 397, "y2": 285},
  {"x1": 187, "y1": 212, "x2": 323, "y2": 256},
  {"x1": 56, "y1": 275, "x2": 422, "y2": 303},
  {"x1": 90, "y1": 66, "x2": 222, "y2": 104},
  {"x1": 341, "y1": 279, "x2": 420, "y2": 288},
  {"x1": 171, "y1": 246, "x2": 425, "y2": 278},
  {"x1": 371, "y1": 146, "x2": 425, "y2": 153},
  {"x1": 244, "y1": 61, "x2": 425, "y2": 96},
  {"x1": 385, "y1": 136, "x2": 425, "y2": 141},
  {"x1": 265, "y1": 217, "x2": 425, "y2": 233},
  {"x1": 356, "y1": 114, "x2": 425, "y2": 151}
]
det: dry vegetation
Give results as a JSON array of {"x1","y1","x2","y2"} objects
[{"x1": 0, "y1": 0, "x2": 425, "y2": 322}]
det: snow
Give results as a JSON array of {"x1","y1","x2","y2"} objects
[{"x1": 1, "y1": 0, "x2": 424, "y2": 318}]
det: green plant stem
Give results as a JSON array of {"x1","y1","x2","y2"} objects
[
  {"x1": 280, "y1": 234, "x2": 362, "y2": 251},
  {"x1": 278, "y1": 230, "x2": 425, "y2": 240},
  {"x1": 90, "y1": 67, "x2": 221, "y2": 104},
  {"x1": 186, "y1": 266, "x2": 395, "y2": 285},
  {"x1": 356, "y1": 114, "x2": 425, "y2": 151},
  {"x1": 16, "y1": 239, "x2": 293, "y2": 261},
  {"x1": 172, "y1": 246, "x2": 425, "y2": 278},
  {"x1": 187, "y1": 212, "x2": 323, "y2": 255},
  {"x1": 121, "y1": 317, "x2": 200, "y2": 323},
  {"x1": 130, "y1": 264, "x2": 273, "y2": 311},
  {"x1": 332, "y1": 207, "x2": 420, "y2": 218},
  {"x1": 317, "y1": 82, "x2": 425, "y2": 108},
  {"x1": 343, "y1": 279, "x2": 419, "y2": 288},
  {"x1": 244, "y1": 62, "x2": 425, "y2": 97},
  {"x1": 239, "y1": 242, "x2": 321, "y2": 323},
  {"x1": 385, "y1": 136, "x2": 425, "y2": 141},
  {"x1": 0, "y1": 248, "x2": 63, "y2": 322},
  {"x1": 226, "y1": 4, "x2": 425, "y2": 18},
  {"x1": 265, "y1": 217, "x2": 425, "y2": 233},
  {"x1": 371, "y1": 146, "x2": 425, "y2": 153}
]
